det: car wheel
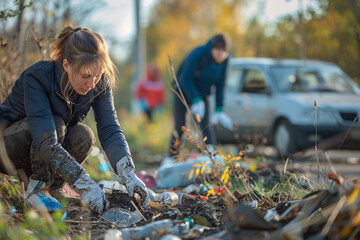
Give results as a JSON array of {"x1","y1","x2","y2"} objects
[{"x1": 274, "y1": 120, "x2": 297, "y2": 156}]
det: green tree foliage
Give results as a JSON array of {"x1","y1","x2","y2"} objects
[
  {"x1": 243, "y1": 0, "x2": 360, "y2": 81},
  {"x1": 146, "y1": 0, "x2": 360, "y2": 82},
  {"x1": 0, "y1": 0, "x2": 32, "y2": 21},
  {"x1": 306, "y1": 0, "x2": 360, "y2": 80}
]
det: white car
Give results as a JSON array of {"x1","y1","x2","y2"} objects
[{"x1": 214, "y1": 57, "x2": 360, "y2": 156}]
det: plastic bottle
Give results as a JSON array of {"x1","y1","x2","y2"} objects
[
  {"x1": 158, "y1": 192, "x2": 179, "y2": 206},
  {"x1": 157, "y1": 155, "x2": 225, "y2": 188},
  {"x1": 99, "y1": 180, "x2": 127, "y2": 194},
  {"x1": 119, "y1": 219, "x2": 189, "y2": 239},
  {"x1": 183, "y1": 184, "x2": 198, "y2": 194}
]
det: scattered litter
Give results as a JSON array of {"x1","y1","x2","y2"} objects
[
  {"x1": 61, "y1": 212, "x2": 67, "y2": 221},
  {"x1": 158, "y1": 192, "x2": 179, "y2": 207},
  {"x1": 246, "y1": 199, "x2": 258, "y2": 208},
  {"x1": 159, "y1": 234, "x2": 181, "y2": 240},
  {"x1": 99, "y1": 180, "x2": 127, "y2": 194},
  {"x1": 136, "y1": 170, "x2": 157, "y2": 189},
  {"x1": 211, "y1": 173, "x2": 360, "y2": 240},
  {"x1": 147, "y1": 188, "x2": 160, "y2": 201},
  {"x1": 3, "y1": 152, "x2": 359, "y2": 240},
  {"x1": 119, "y1": 219, "x2": 189, "y2": 240},
  {"x1": 183, "y1": 184, "x2": 198, "y2": 194},
  {"x1": 103, "y1": 229, "x2": 123, "y2": 240},
  {"x1": 156, "y1": 155, "x2": 225, "y2": 188},
  {"x1": 101, "y1": 207, "x2": 142, "y2": 227}
]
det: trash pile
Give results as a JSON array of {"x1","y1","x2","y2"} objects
[
  {"x1": 210, "y1": 174, "x2": 360, "y2": 240},
  {"x1": 2, "y1": 153, "x2": 360, "y2": 240},
  {"x1": 60, "y1": 153, "x2": 360, "y2": 240}
]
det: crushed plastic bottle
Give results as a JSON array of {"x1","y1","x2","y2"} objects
[
  {"x1": 158, "y1": 192, "x2": 179, "y2": 207},
  {"x1": 101, "y1": 207, "x2": 142, "y2": 227},
  {"x1": 120, "y1": 219, "x2": 189, "y2": 240},
  {"x1": 176, "y1": 193, "x2": 196, "y2": 206}
]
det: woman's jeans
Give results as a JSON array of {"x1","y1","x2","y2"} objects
[{"x1": 0, "y1": 116, "x2": 95, "y2": 189}]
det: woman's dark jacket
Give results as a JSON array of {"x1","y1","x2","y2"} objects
[
  {"x1": 0, "y1": 61, "x2": 133, "y2": 171},
  {"x1": 177, "y1": 36, "x2": 229, "y2": 107}
]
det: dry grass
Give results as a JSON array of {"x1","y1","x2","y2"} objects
[{"x1": 0, "y1": 36, "x2": 22, "y2": 103}]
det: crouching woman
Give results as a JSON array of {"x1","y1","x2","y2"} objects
[{"x1": 0, "y1": 26, "x2": 149, "y2": 213}]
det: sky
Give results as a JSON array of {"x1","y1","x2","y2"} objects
[{"x1": 88, "y1": 0, "x2": 158, "y2": 61}]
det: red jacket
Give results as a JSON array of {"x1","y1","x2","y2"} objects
[{"x1": 135, "y1": 64, "x2": 166, "y2": 110}]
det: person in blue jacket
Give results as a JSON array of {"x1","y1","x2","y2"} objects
[
  {"x1": 167, "y1": 34, "x2": 234, "y2": 161},
  {"x1": 0, "y1": 26, "x2": 149, "y2": 213}
]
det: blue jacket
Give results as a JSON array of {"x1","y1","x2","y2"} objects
[
  {"x1": 0, "y1": 61, "x2": 133, "y2": 171},
  {"x1": 178, "y1": 36, "x2": 229, "y2": 107}
]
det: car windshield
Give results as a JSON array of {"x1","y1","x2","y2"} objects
[{"x1": 270, "y1": 65, "x2": 357, "y2": 93}]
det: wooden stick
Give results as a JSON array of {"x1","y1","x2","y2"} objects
[
  {"x1": 130, "y1": 200, "x2": 147, "y2": 222},
  {"x1": 98, "y1": 215, "x2": 122, "y2": 229}
]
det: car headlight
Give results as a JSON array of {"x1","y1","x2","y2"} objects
[{"x1": 301, "y1": 108, "x2": 338, "y2": 125}]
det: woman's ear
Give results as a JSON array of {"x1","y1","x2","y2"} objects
[{"x1": 63, "y1": 59, "x2": 70, "y2": 73}]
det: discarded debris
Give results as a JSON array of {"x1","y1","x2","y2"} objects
[
  {"x1": 2, "y1": 154, "x2": 360, "y2": 240},
  {"x1": 101, "y1": 207, "x2": 143, "y2": 228}
]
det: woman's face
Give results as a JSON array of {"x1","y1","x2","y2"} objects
[
  {"x1": 211, "y1": 48, "x2": 228, "y2": 64},
  {"x1": 63, "y1": 59, "x2": 104, "y2": 95}
]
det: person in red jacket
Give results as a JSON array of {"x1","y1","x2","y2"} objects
[{"x1": 135, "y1": 64, "x2": 166, "y2": 121}]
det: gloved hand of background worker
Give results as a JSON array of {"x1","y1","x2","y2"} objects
[
  {"x1": 190, "y1": 99, "x2": 205, "y2": 119},
  {"x1": 211, "y1": 111, "x2": 234, "y2": 130},
  {"x1": 116, "y1": 156, "x2": 150, "y2": 208},
  {"x1": 73, "y1": 171, "x2": 108, "y2": 214}
]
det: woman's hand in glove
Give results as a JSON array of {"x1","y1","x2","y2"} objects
[
  {"x1": 211, "y1": 111, "x2": 234, "y2": 130},
  {"x1": 73, "y1": 171, "x2": 108, "y2": 214},
  {"x1": 190, "y1": 98, "x2": 205, "y2": 119},
  {"x1": 116, "y1": 156, "x2": 150, "y2": 208}
]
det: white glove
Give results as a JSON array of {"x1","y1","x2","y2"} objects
[
  {"x1": 116, "y1": 156, "x2": 150, "y2": 208},
  {"x1": 211, "y1": 111, "x2": 234, "y2": 130},
  {"x1": 190, "y1": 100, "x2": 205, "y2": 119},
  {"x1": 73, "y1": 171, "x2": 108, "y2": 214}
]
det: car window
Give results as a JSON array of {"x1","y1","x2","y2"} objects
[
  {"x1": 226, "y1": 68, "x2": 243, "y2": 93},
  {"x1": 321, "y1": 70, "x2": 355, "y2": 92},
  {"x1": 291, "y1": 70, "x2": 319, "y2": 91},
  {"x1": 242, "y1": 69, "x2": 268, "y2": 93},
  {"x1": 271, "y1": 66, "x2": 356, "y2": 93}
]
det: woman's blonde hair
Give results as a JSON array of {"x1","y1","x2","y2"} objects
[{"x1": 50, "y1": 26, "x2": 116, "y2": 99}]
